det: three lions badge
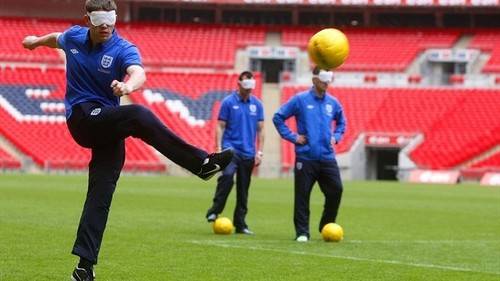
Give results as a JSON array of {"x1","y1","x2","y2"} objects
[{"x1": 101, "y1": 55, "x2": 113, "y2": 69}]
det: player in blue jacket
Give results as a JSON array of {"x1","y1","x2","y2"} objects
[
  {"x1": 22, "y1": 0, "x2": 232, "y2": 280},
  {"x1": 273, "y1": 66, "x2": 346, "y2": 242}
]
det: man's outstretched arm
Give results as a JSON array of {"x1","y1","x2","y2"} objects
[{"x1": 22, "y1": 32, "x2": 62, "y2": 50}]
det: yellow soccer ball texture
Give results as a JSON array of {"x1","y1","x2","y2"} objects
[
  {"x1": 308, "y1": 28, "x2": 349, "y2": 70},
  {"x1": 213, "y1": 217, "x2": 233, "y2": 235},
  {"x1": 321, "y1": 223, "x2": 344, "y2": 242}
]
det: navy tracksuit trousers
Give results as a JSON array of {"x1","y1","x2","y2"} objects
[
  {"x1": 293, "y1": 158, "x2": 343, "y2": 238},
  {"x1": 206, "y1": 154, "x2": 255, "y2": 231},
  {"x1": 67, "y1": 102, "x2": 208, "y2": 264}
]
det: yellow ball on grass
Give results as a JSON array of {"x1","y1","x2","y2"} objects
[
  {"x1": 321, "y1": 223, "x2": 344, "y2": 242},
  {"x1": 212, "y1": 217, "x2": 234, "y2": 235}
]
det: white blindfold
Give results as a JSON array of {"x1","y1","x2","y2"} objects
[
  {"x1": 239, "y1": 79, "x2": 256, "y2": 90},
  {"x1": 87, "y1": 10, "x2": 116, "y2": 26},
  {"x1": 313, "y1": 70, "x2": 334, "y2": 83}
]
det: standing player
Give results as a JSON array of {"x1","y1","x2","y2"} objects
[
  {"x1": 273, "y1": 67, "x2": 346, "y2": 242},
  {"x1": 22, "y1": 0, "x2": 232, "y2": 280},
  {"x1": 205, "y1": 71, "x2": 264, "y2": 235}
]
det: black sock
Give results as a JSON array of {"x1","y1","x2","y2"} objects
[{"x1": 78, "y1": 258, "x2": 93, "y2": 271}]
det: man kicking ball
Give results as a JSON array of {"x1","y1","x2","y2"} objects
[{"x1": 22, "y1": 0, "x2": 232, "y2": 280}]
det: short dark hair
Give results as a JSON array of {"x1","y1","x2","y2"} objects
[
  {"x1": 85, "y1": 0, "x2": 117, "y2": 12},
  {"x1": 239, "y1": 71, "x2": 253, "y2": 81},
  {"x1": 312, "y1": 66, "x2": 328, "y2": 75}
]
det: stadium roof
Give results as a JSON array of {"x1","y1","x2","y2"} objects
[{"x1": 127, "y1": 0, "x2": 499, "y2": 7}]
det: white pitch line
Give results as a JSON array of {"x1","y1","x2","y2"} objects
[
  {"x1": 189, "y1": 240, "x2": 500, "y2": 276},
  {"x1": 347, "y1": 240, "x2": 500, "y2": 244},
  {"x1": 189, "y1": 239, "x2": 500, "y2": 245}
]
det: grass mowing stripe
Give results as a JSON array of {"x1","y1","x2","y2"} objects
[
  {"x1": 188, "y1": 240, "x2": 500, "y2": 276},
  {"x1": 2, "y1": 175, "x2": 499, "y2": 280}
]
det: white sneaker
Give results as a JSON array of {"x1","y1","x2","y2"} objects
[
  {"x1": 296, "y1": 235, "x2": 309, "y2": 242},
  {"x1": 206, "y1": 213, "x2": 217, "y2": 222}
]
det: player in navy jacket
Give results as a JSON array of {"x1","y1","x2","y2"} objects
[
  {"x1": 273, "y1": 66, "x2": 346, "y2": 242},
  {"x1": 22, "y1": 0, "x2": 232, "y2": 279}
]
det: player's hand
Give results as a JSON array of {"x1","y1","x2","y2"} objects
[
  {"x1": 254, "y1": 157, "x2": 262, "y2": 167},
  {"x1": 331, "y1": 138, "x2": 337, "y2": 146},
  {"x1": 22, "y1": 36, "x2": 39, "y2": 50},
  {"x1": 255, "y1": 151, "x2": 263, "y2": 167},
  {"x1": 296, "y1": 135, "x2": 307, "y2": 145},
  {"x1": 111, "y1": 80, "x2": 133, "y2": 97}
]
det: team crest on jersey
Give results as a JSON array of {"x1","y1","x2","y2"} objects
[
  {"x1": 249, "y1": 104, "x2": 257, "y2": 114},
  {"x1": 101, "y1": 55, "x2": 113, "y2": 68},
  {"x1": 296, "y1": 162, "x2": 303, "y2": 170},
  {"x1": 326, "y1": 104, "x2": 333, "y2": 113}
]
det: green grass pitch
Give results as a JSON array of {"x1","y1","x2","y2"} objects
[{"x1": 1, "y1": 174, "x2": 499, "y2": 280}]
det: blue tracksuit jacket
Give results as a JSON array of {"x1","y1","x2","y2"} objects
[{"x1": 273, "y1": 87, "x2": 346, "y2": 160}]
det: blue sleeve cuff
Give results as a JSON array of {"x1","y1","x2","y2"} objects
[
  {"x1": 285, "y1": 133, "x2": 298, "y2": 144},
  {"x1": 334, "y1": 133, "x2": 343, "y2": 143}
]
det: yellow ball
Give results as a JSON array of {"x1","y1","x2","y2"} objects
[
  {"x1": 212, "y1": 217, "x2": 233, "y2": 235},
  {"x1": 321, "y1": 223, "x2": 344, "y2": 242},
  {"x1": 308, "y1": 28, "x2": 349, "y2": 70}
]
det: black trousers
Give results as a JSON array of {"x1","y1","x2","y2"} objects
[
  {"x1": 293, "y1": 158, "x2": 343, "y2": 238},
  {"x1": 67, "y1": 102, "x2": 208, "y2": 264},
  {"x1": 206, "y1": 154, "x2": 255, "y2": 230}
]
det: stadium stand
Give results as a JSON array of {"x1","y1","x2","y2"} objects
[
  {"x1": 0, "y1": 18, "x2": 266, "y2": 69},
  {"x1": 0, "y1": 18, "x2": 70, "y2": 63},
  {"x1": 118, "y1": 23, "x2": 266, "y2": 68},
  {"x1": 1, "y1": 15, "x2": 499, "y2": 177},
  {"x1": 0, "y1": 147, "x2": 21, "y2": 170},
  {"x1": 410, "y1": 90, "x2": 500, "y2": 169},
  {"x1": 3, "y1": 17, "x2": 469, "y2": 73},
  {"x1": 0, "y1": 66, "x2": 165, "y2": 171},
  {"x1": 471, "y1": 150, "x2": 500, "y2": 169},
  {"x1": 364, "y1": 88, "x2": 462, "y2": 134},
  {"x1": 282, "y1": 28, "x2": 460, "y2": 71},
  {"x1": 469, "y1": 30, "x2": 500, "y2": 73},
  {"x1": 0, "y1": 66, "x2": 66, "y2": 98}
]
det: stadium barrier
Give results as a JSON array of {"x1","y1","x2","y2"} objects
[
  {"x1": 408, "y1": 169, "x2": 460, "y2": 184},
  {"x1": 480, "y1": 173, "x2": 500, "y2": 186}
]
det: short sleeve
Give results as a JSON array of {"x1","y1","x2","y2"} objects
[
  {"x1": 258, "y1": 101, "x2": 264, "y2": 121},
  {"x1": 218, "y1": 99, "x2": 230, "y2": 121},
  {"x1": 57, "y1": 25, "x2": 81, "y2": 51},
  {"x1": 120, "y1": 45, "x2": 143, "y2": 74}
]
